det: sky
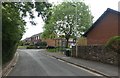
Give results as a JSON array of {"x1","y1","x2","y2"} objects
[{"x1": 21, "y1": 0, "x2": 120, "y2": 40}]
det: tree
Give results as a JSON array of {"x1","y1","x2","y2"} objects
[
  {"x1": 42, "y1": 2, "x2": 93, "y2": 48},
  {"x1": 2, "y1": 1, "x2": 52, "y2": 64}
]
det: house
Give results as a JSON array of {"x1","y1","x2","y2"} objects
[
  {"x1": 42, "y1": 39, "x2": 56, "y2": 47},
  {"x1": 42, "y1": 38, "x2": 75, "y2": 48},
  {"x1": 23, "y1": 33, "x2": 76, "y2": 48},
  {"x1": 42, "y1": 38, "x2": 65, "y2": 47},
  {"x1": 30, "y1": 33, "x2": 42, "y2": 44},
  {"x1": 23, "y1": 33, "x2": 42, "y2": 45},
  {"x1": 83, "y1": 8, "x2": 120, "y2": 45}
]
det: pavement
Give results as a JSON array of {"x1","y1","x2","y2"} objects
[
  {"x1": 2, "y1": 50, "x2": 19, "y2": 76},
  {"x1": 42, "y1": 49, "x2": 119, "y2": 78}
]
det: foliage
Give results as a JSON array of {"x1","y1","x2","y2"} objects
[
  {"x1": 2, "y1": 2, "x2": 52, "y2": 64},
  {"x1": 18, "y1": 41, "x2": 24, "y2": 46},
  {"x1": 26, "y1": 41, "x2": 47, "y2": 49},
  {"x1": 105, "y1": 36, "x2": 120, "y2": 54},
  {"x1": 42, "y1": 2, "x2": 93, "y2": 47},
  {"x1": 18, "y1": 46, "x2": 27, "y2": 49},
  {"x1": 2, "y1": 2, "x2": 26, "y2": 64},
  {"x1": 35, "y1": 1, "x2": 52, "y2": 23},
  {"x1": 26, "y1": 45, "x2": 36, "y2": 49},
  {"x1": 47, "y1": 48, "x2": 56, "y2": 52},
  {"x1": 35, "y1": 41, "x2": 47, "y2": 47}
]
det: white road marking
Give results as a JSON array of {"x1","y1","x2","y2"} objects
[
  {"x1": 49, "y1": 56, "x2": 56, "y2": 59},
  {"x1": 44, "y1": 53, "x2": 104, "y2": 77},
  {"x1": 5, "y1": 52, "x2": 19, "y2": 76},
  {"x1": 5, "y1": 67, "x2": 13, "y2": 76},
  {"x1": 66, "y1": 63, "x2": 102, "y2": 76},
  {"x1": 57, "y1": 59, "x2": 65, "y2": 62}
]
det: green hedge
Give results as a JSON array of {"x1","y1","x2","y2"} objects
[
  {"x1": 2, "y1": 3, "x2": 25, "y2": 65},
  {"x1": 26, "y1": 46, "x2": 36, "y2": 49},
  {"x1": 35, "y1": 41, "x2": 47, "y2": 47},
  {"x1": 105, "y1": 36, "x2": 120, "y2": 54}
]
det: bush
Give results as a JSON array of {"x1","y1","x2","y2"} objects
[
  {"x1": 26, "y1": 45, "x2": 36, "y2": 49},
  {"x1": 35, "y1": 41, "x2": 47, "y2": 46},
  {"x1": 47, "y1": 48, "x2": 56, "y2": 52},
  {"x1": 35, "y1": 41, "x2": 47, "y2": 49},
  {"x1": 105, "y1": 36, "x2": 120, "y2": 54},
  {"x1": 24, "y1": 42, "x2": 30, "y2": 46}
]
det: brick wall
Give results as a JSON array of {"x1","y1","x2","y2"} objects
[
  {"x1": 72, "y1": 46, "x2": 118, "y2": 65},
  {"x1": 87, "y1": 12, "x2": 119, "y2": 45},
  {"x1": 42, "y1": 39, "x2": 56, "y2": 47}
]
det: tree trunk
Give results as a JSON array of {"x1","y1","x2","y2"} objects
[
  {"x1": 66, "y1": 38, "x2": 69, "y2": 48},
  {"x1": 65, "y1": 34, "x2": 70, "y2": 48}
]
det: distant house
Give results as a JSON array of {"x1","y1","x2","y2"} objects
[
  {"x1": 23, "y1": 33, "x2": 42, "y2": 45},
  {"x1": 30, "y1": 33, "x2": 42, "y2": 44},
  {"x1": 42, "y1": 38, "x2": 75, "y2": 48},
  {"x1": 83, "y1": 8, "x2": 120, "y2": 45},
  {"x1": 42, "y1": 38, "x2": 65, "y2": 47},
  {"x1": 42, "y1": 39, "x2": 56, "y2": 47}
]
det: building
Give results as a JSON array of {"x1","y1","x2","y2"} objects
[
  {"x1": 83, "y1": 8, "x2": 120, "y2": 45},
  {"x1": 42, "y1": 39, "x2": 56, "y2": 47},
  {"x1": 42, "y1": 38, "x2": 75, "y2": 48},
  {"x1": 23, "y1": 33, "x2": 42, "y2": 45},
  {"x1": 30, "y1": 33, "x2": 42, "y2": 44},
  {"x1": 23, "y1": 32, "x2": 75, "y2": 48}
]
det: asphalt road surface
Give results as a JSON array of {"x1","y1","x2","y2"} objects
[{"x1": 8, "y1": 49, "x2": 99, "y2": 76}]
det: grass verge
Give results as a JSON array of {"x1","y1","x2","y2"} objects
[
  {"x1": 17, "y1": 46, "x2": 27, "y2": 49},
  {"x1": 47, "y1": 48, "x2": 56, "y2": 52}
]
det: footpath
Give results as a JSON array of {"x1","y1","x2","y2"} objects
[
  {"x1": 2, "y1": 50, "x2": 19, "y2": 76},
  {"x1": 43, "y1": 50, "x2": 119, "y2": 78}
]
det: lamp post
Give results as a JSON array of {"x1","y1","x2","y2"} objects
[{"x1": 72, "y1": 4, "x2": 78, "y2": 57}]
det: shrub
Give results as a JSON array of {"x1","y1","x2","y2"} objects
[
  {"x1": 24, "y1": 42, "x2": 30, "y2": 46},
  {"x1": 35, "y1": 41, "x2": 47, "y2": 49},
  {"x1": 26, "y1": 45, "x2": 36, "y2": 49},
  {"x1": 35, "y1": 41, "x2": 47, "y2": 46},
  {"x1": 18, "y1": 41, "x2": 24, "y2": 46},
  {"x1": 105, "y1": 36, "x2": 120, "y2": 54}
]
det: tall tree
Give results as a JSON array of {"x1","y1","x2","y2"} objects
[
  {"x1": 42, "y1": 2, "x2": 93, "y2": 47},
  {"x1": 2, "y1": 1, "x2": 52, "y2": 64}
]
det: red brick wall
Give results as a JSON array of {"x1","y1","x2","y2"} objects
[
  {"x1": 42, "y1": 39, "x2": 56, "y2": 46},
  {"x1": 87, "y1": 13, "x2": 119, "y2": 45}
]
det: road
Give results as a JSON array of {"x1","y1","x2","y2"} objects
[{"x1": 8, "y1": 49, "x2": 99, "y2": 76}]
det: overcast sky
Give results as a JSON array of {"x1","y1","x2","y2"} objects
[{"x1": 21, "y1": 0, "x2": 120, "y2": 40}]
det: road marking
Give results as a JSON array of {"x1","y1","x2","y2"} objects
[
  {"x1": 48, "y1": 56, "x2": 55, "y2": 59},
  {"x1": 45, "y1": 54, "x2": 57, "y2": 60},
  {"x1": 5, "y1": 67, "x2": 13, "y2": 76},
  {"x1": 5, "y1": 52, "x2": 19, "y2": 76},
  {"x1": 48, "y1": 55, "x2": 102, "y2": 76},
  {"x1": 44, "y1": 53, "x2": 106, "y2": 77},
  {"x1": 57, "y1": 59, "x2": 65, "y2": 62},
  {"x1": 66, "y1": 63, "x2": 102, "y2": 76}
]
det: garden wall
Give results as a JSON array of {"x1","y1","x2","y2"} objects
[{"x1": 72, "y1": 46, "x2": 118, "y2": 65}]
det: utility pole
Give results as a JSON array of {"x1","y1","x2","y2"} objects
[{"x1": 72, "y1": 3, "x2": 78, "y2": 57}]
